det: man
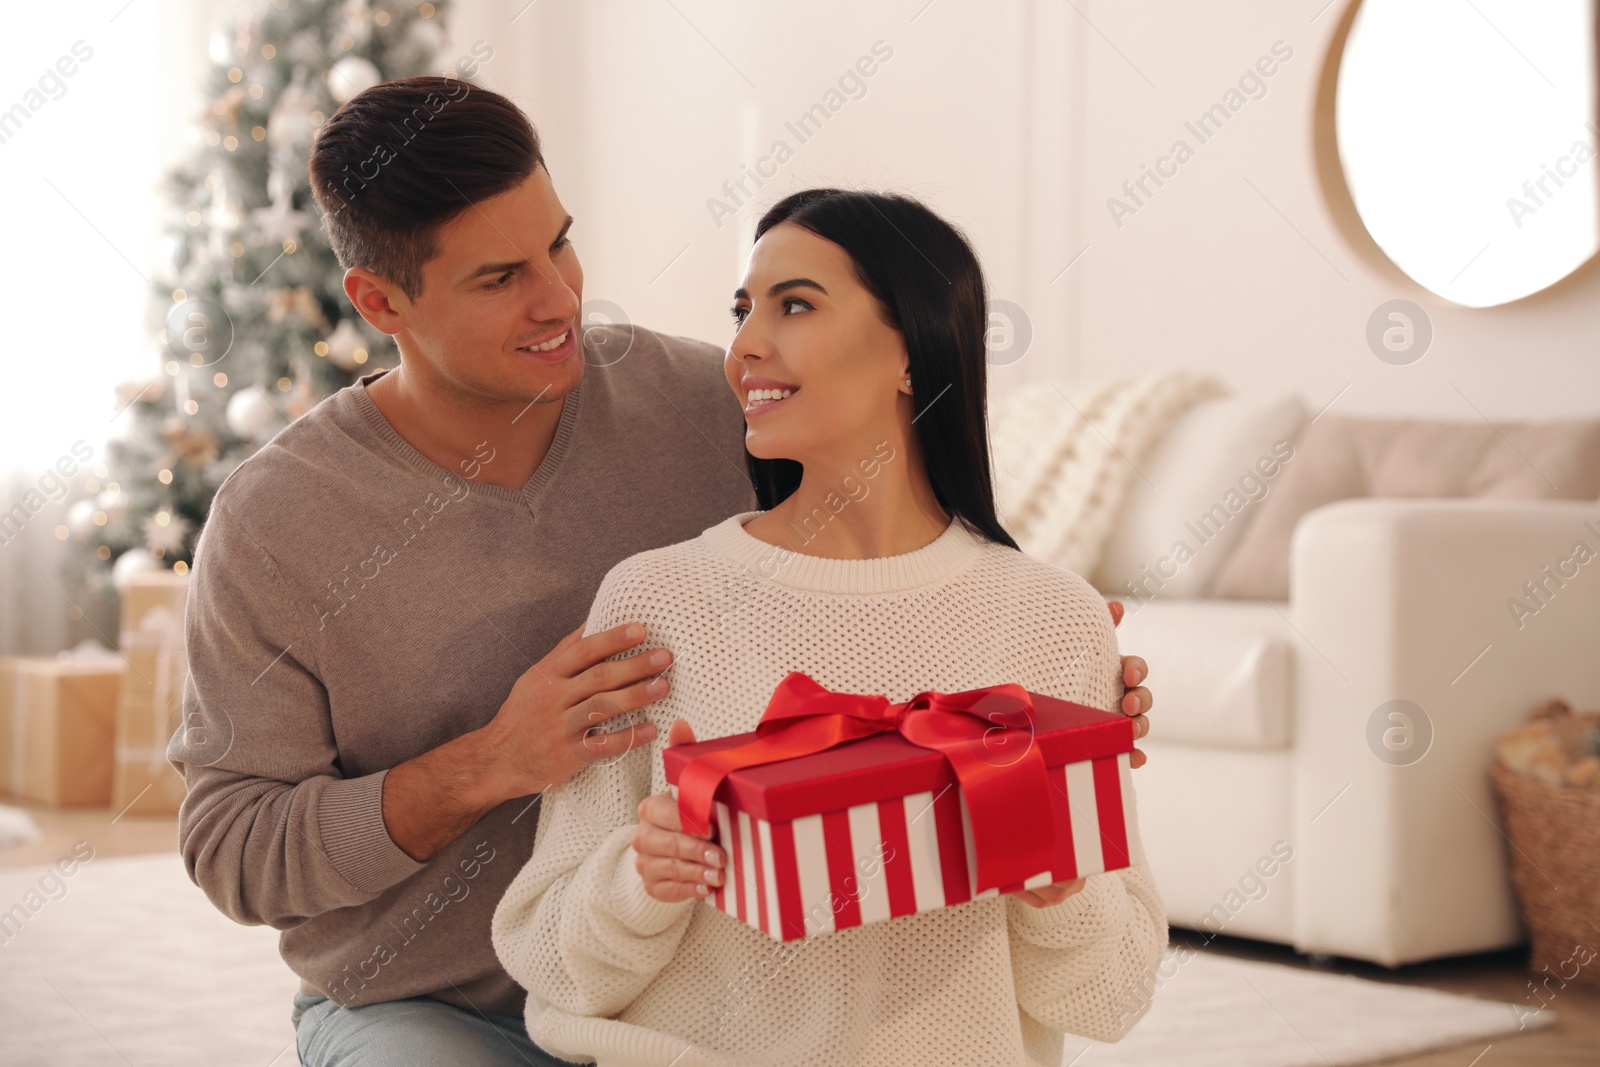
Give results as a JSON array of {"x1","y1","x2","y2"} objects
[{"x1": 169, "y1": 75, "x2": 1154, "y2": 1065}]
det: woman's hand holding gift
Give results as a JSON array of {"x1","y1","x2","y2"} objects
[
  {"x1": 1109, "y1": 600, "x2": 1152, "y2": 768},
  {"x1": 1006, "y1": 878, "x2": 1088, "y2": 909},
  {"x1": 636, "y1": 610, "x2": 1151, "y2": 907},
  {"x1": 633, "y1": 719, "x2": 728, "y2": 902},
  {"x1": 1006, "y1": 600, "x2": 1144, "y2": 908}
]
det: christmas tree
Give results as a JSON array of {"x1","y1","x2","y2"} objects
[{"x1": 65, "y1": 0, "x2": 455, "y2": 603}]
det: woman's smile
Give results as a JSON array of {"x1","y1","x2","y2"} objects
[{"x1": 739, "y1": 373, "x2": 801, "y2": 416}]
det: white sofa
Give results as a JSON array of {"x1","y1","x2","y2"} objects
[
  {"x1": 1002, "y1": 389, "x2": 1600, "y2": 966},
  {"x1": 1120, "y1": 498, "x2": 1600, "y2": 966}
]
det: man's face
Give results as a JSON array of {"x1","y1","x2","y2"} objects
[{"x1": 378, "y1": 165, "x2": 584, "y2": 405}]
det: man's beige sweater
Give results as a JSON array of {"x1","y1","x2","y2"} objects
[{"x1": 167, "y1": 325, "x2": 756, "y2": 1017}]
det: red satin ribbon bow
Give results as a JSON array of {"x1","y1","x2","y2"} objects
[{"x1": 675, "y1": 671, "x2": 1056, "y2": 893}]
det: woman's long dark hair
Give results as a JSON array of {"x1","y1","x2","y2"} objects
[{"x1": 745, "y1": 188, "x2": 1019, "y2": 551}]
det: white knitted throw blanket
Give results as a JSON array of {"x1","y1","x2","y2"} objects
[{"x1": 990, "y1": 371, "x2": 1227, "y2": 576}]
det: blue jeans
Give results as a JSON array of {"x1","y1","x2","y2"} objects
[{"x1": 292, "y1": 992, "x2": 576, "y2": 1066}]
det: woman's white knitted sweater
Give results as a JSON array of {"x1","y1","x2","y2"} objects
[{"x1": 491, "y1": 511, "x2": 1167, "y2": 1067}]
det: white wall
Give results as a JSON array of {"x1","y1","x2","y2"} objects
[
  {"x1": 0, "y1": 0, "x2": 214, "y2": 655},
  {"x1": 445, "y1": 0, "x2": 1600, "y2": 422}
]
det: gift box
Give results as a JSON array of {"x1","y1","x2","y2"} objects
[
  {"x1": 0, "y1": 654, "x2": 122, "y2": 806},
  {"x1": 112, "y1": 571, "x2": 191, "y2": 816},
  {"x1": 663, "y1": 672, "x2": 1144, "y2": 942}
]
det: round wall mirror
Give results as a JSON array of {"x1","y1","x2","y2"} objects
[{"x1": 1334, "y1": 0, "x2": 1598, "y2": 307}]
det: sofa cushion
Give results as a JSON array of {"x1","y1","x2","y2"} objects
[
  {"x1": 1111, "y1": 599, "x2": 1293, "y2": 750},
  {"x1": 1208, "y1": 414, "x2": 1600, "y2": 601},
  {"x1": 1092, "y1": 394, "x2": 1307, "y2": 599}
]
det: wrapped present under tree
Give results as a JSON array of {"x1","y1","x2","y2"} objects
[
  {"x1": 112, "y1": 571, "x2": 191, "y2": 816},
  {"x1": 0, "y1": 653, "x2": 123, "y2": 806}
]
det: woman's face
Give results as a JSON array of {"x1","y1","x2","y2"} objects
[{"x1": 724, "y1": 223, "x2": 911, "y2": 467}]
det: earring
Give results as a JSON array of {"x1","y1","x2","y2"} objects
[{"x1": 904, "y1": 377, "x2": 912, "y2": 389}]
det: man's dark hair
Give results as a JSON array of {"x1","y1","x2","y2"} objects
[{"x1": 308, "y1": 76, "x2": 542, "y2": 303}]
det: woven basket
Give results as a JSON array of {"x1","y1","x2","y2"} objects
[{"x1": 1489, "y1": 760, "x2": 1600, "y2": 989}]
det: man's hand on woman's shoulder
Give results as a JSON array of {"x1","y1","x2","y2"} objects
[{"x1": 382, "y1": 620, "x2": 674, "y2": 862}]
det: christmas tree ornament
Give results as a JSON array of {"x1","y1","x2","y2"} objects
[
  {"x1": 267, "y1": 70, "x2": 321, "y2": 152},
  {"x1": 66, "y1": 499, "x2": 97, "y2": 539},
  {"x1": 225, "y1": 388, "x2": 285, "y2": 441},
  {"x1": 114, "y1": 376, "x2": 169, "y2": 412},
  {"x1": 328, "y1": 55, "x2": 382, "y2": 104},
  {"x1": 323, "y1": 317, "x2": 369, "y2": 372},
  {"x1": 208, "y1": 30, "x2": 234, "y2": 66},
  {"x1": 162, "y1": 418, "x2": 222, "y2": 467},
  {"x1": 96, "y1": 486, "x2": 129, "y2": 523},
  {"x1": 143, "y1": 512, "x2": 195, "y2": 556},
  {"x1": 111, "y1": 548, "x2": 164, "y2": 592},
  {"x1": 232, "y1": 16, "x2": 258, "y2": 66},
  {"x1": 408, "y1": 15, "x2": 444, "y2": 57},
  {"x1": 251, "y1": 164, "x2": 310, "y2": 246},
  {"x1": 342, "y1": 0, "x2": 375, "y2": 47},
  {"x1": 284, "y1": 373, "x2": 321, "y2": 420},
  {"x1": 266, "y1": 286, "x2": 332, "y2": 332},
  {"x1": 211, "y1": 85, "x2": 249, "y2": 130}
]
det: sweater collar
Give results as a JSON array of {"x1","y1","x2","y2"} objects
[
  {"x1": 346, "y1": 368, "x2": 584, "y2": 509},
  {"x1": 700, "y1": 510, "x2": 991, "y2": 595}
]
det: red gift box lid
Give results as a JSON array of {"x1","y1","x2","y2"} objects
[{"x1": 662, "y1": 690, "x2": 1132, "y2": 824}]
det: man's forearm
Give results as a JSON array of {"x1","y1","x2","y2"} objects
[{"x1": 381, "y1": 725, "x2": 519, "y2": 862}]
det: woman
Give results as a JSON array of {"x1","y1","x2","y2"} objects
[{"x1": 491, "y1": 189, "x2": 1167, "y2": 1066}]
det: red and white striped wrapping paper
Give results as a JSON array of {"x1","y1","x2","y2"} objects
[{"x1": 668, "y1": 750, "x2": 1143, "y2": 941}]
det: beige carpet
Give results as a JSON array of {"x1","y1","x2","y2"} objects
[{"x1": 0, "y1": 854, "x2": 1552, "y2": 1066}]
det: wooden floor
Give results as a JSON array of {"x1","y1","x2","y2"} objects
[
  {"x1": 0, "y1": 802, "x2": 180, "y2": 870},
  {"x1": 4, "y1": 802, "x2": 1597, "y2": 1065}
]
